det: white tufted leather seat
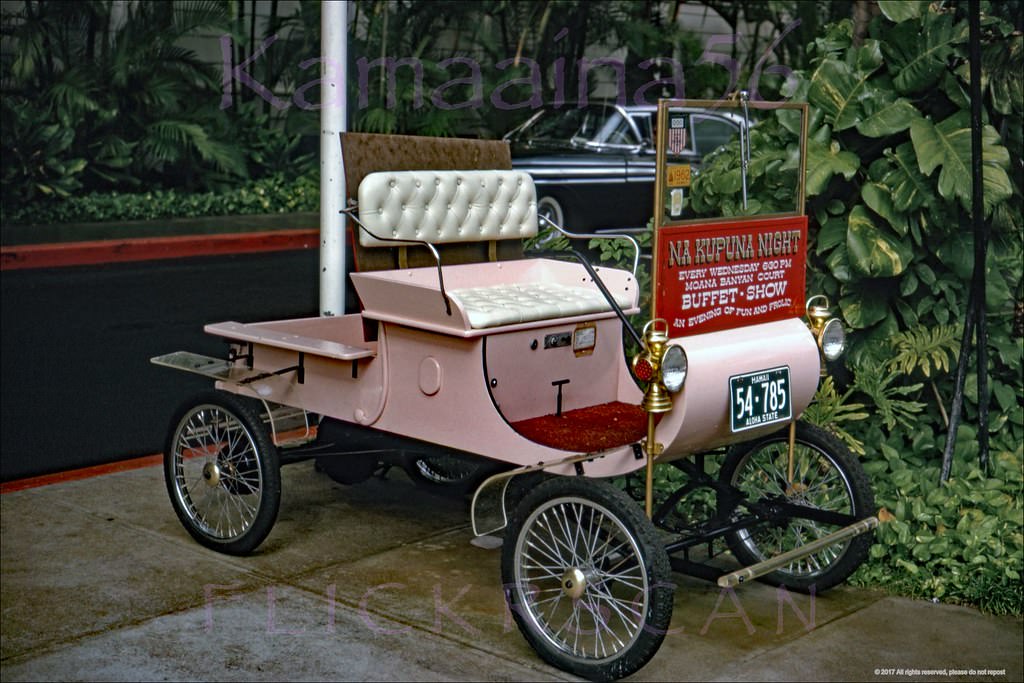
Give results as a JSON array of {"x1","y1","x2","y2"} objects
[
  {"x1": 357, "y1": 170, "x2": 537, "y2": 246},
  {"x1": 449, "y1": 282, "x2": 635, "y2": 329},
  {"x1": 351, "y1": 169, "x2": 636, "y2": 333}
]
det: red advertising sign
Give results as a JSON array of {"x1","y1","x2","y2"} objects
[{"x1": 655, "y1": 215, "x2": 807, "y2": 336}]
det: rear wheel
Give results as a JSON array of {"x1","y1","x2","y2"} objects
[
  {"x1": 502, "y1": 477, "x2": 673, "y2": 680},
  {"x1": 404, "y1": 452, "x2": 504, "y2": 495},
  {"x1": 719, "y1": 421, "x2": 874, "y2": 592},
  {"x1": 164, "y1": 391, "x2": 281, "y2": 555}
]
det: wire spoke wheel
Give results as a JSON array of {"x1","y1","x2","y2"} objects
[
  {"x1": 502, "y1": 478, "x2": 672, "y2": 680},
  {"x1": 402, "y1": 451, "x2": 505, "y2": 495},
  {"x1": 719, "y1": 421, "x2": 874, "y2": 592},
  {"x1": 164, "y1": 391, "x2": 281, "y2": 555},
  {"x1": 413, "y1": 455, "x2": 476, "y2": 484}
]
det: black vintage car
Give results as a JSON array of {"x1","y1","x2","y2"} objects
[{"x1": 505, "y1": 101, "x2": 742, "y2": 232}]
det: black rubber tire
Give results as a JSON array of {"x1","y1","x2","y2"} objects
[
  {"x1": 502, "y1": 477, "x2": 674, "y2": 681},
  {"x1": 537, "y1": 194, "x2": 566, "y2": 230},
  {"x1": 718, "y1": 421, "x2": 875, "y2": 593},
  {"x1": 164, "y1": 390, "x2": 281, "y2": 555},
  {"x1": 403, "y1": 452, "x2": 505, "y2": 496},
  {"x1": 502, "y1": 470, "x2": 550, "y2": 514}
]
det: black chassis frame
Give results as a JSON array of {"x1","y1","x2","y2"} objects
[{"x1": 280, "y1": 417, "x2": 859, "y2": 586}]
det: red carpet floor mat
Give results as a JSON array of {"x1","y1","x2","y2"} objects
[{"x1": 511, "y1": 401, "x2": 647, "y2": 452}]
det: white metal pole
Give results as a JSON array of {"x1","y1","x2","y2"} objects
[{"x1": 320, "y1": 0, "x2": 348, "y2": 316}]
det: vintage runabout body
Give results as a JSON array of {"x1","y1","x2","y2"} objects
[{"x1": 154, "y1": 99, "x2": 876, "y2": 681}]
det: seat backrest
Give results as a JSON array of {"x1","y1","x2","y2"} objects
[
  {"x1": 341, "y1": 132, "x2": 522, "y2": 272},
  {"x1": 356, "y1": 170, "x2": 537, "y2": 247}
]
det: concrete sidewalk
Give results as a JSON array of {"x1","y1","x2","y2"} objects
[{"x1": 2, "y1": 461, "x2": 1021, "y2": 682}]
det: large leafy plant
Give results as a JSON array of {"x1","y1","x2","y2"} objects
[
  {"x1": 1, "y1": 1, "x2": 247, "y2": 209},
  {"x1": 690, "y1": 1, "x2": 1021, "y2": 443},
  {"x1": 688, "y1": 1, "x2": 1023, "y2": 614}
]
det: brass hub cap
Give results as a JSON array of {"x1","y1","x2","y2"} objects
[
  {"x1": 786, "y1": 482, "x2": 809, "y2": 497},
  {"x1": 202, "y1": 461, "x2": 221, "y2": 487},
  {"x1": 561, "y1": 567, "x2": 587, "y2": 600}
]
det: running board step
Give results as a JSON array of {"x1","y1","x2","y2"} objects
[{"x1": 717, "y1": 516, "x2": 879, "y2": 588}]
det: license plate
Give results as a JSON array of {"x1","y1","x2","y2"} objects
[{"x1": 730, "y1": 366, "x2": 792, "y2": 432}]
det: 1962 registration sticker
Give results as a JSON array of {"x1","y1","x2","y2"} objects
[{"x1": 729, "y1": 366, "x2": 791, "y2": 432}]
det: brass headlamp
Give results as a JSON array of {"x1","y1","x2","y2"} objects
[
  {"x1": 632, "y1": 319, "x2": 687, "y2": 413},
  {"x1": 806, "y1": 295, "x2": 847, "y2": 373},
  {"x1": 632, "y1": 319, "x2": 688, "y2": 517}
]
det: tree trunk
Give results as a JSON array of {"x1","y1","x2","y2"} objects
[{"x1": 852, "y1": 0, "x2": 877, "y2": 48}]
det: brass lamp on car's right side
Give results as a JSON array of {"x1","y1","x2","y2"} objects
[{"x1": 805, "y1": 295, "x2": 847, "y2": 373}]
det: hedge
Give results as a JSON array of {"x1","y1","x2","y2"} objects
[{"x1": 3, "y1": 173, "x2": 319, "y2": 226}]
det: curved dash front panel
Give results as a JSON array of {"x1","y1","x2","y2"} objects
[
  {"x1": 370, "y1": 322, "x2": 648, "y2": 478},
  {"x1": 655, "y1": 317, "x2": 821, "y2": 460}
]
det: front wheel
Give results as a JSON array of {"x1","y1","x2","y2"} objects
[
  {"x1": 719, "y1": 421, "x2": 874, "y2": 592},
  {"x1": 164, "y1": 391, "x2": 281, "y2": 555},
  {"x1": 502, "y1": 477, "x2": 674, "y2": 680}
]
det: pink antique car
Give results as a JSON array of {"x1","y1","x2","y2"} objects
[{"x1": 154, "y1": 100, "x2": 877, "y2": 680}]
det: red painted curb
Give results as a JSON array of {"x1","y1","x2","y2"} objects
[
  {"x1": 0, "y1": 229, "x2": 320, "y2": 271},
  {"x1": 0, "y1": 454, "x2": 163, "y2": 494},
  {"x1": 0, "y1": 427, "x2": 317, "y2": 493}
]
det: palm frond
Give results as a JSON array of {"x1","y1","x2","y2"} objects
[
  {"x1": 171, "y1": 1, "x2": 234, "y2": 36},
  {"x1": 854, "y1": 363, "x2": 927, "y2": 431},
  {"x1": 803, "y1": 376, "x2": 869, "y2": 454},
  {"x1": 46, "y1": 69, "x2": 101, "y2": 120},
  {"x1": 888, "y1": 324, "x2": 961, "y2": 378}
]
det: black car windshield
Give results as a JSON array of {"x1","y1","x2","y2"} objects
[{"x1": 512, "y1": 105, "x2": 640, "y2": 148}]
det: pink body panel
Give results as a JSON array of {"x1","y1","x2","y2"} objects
[
  {"x1": 485, "y1": 318, "x2": 638, "y2": 422},
  {"x1": 366, "y1": 322, "x2": 643, "y2": 478},
  {"x1": 654, "y1": 317, "x2": 822, "y2": 461},
  {"x1": 205, "y1": 311, "x2": 820, "y2": 478},
  {"x1": 209, "y1": 315, "x2": 644, "y2": 478},
  {"x1": 209, "y1": 315, "x2": 389, "y2": 427},
  {"x1": 350, "y1": 258, "x2": 640, "y2": 336}
]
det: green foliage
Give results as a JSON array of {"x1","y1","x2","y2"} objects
[
  {"x1": 889, "y1": 324, "x2": 960, "y2": 378},
  {"x1": 802, "y1": 376, "x2": 869, "y2": 455},
  {"x1": 910, "y1": 112, "x2": 1014, "y2": 215},
  {"x1": 0, "y1": 1, "x2": 323, "y2": 218},
  {"x1": 3, "y1": 174, "x2": 318, "y2": 225},
  {"x1": 589, "y1": 227, "x2": 653, "y2": 357},
  {"x1": 588, "y1": 227, "x2": 653, "y2": 312},
  {"x1": 684, "y1": 2, "x2": 1023, "y2": 614},
  {"x1": 855, "y1": 437, "x2": 1023, "y2": 615},
  {"x1": 688, "y1": 115, "x2": 803, "y2": 218},
  {"x1": 689, "y1": 1, "x2": 1021, "y2": 421},
  {"x1": 845, "y1": 204, "x2": 913, "y2": 277},
  {"x1": 230, "y1": 101, "x2": 317, "y2": 180},
  {"x1": 1, "y1": 103, "x2": 88, "y2": 202},
  {"x1": 0, "y1": 0, "x2": 248, "y2": 207},
  {"x1": 691, "y1": 3, "x2": 1021, "y2": 337},
  {"x1": 853, "y1": 362, "x2": 927, "y2": 431},
  {"x1": 347, "y1": 1, "x2": 734, "y2": 139}
]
